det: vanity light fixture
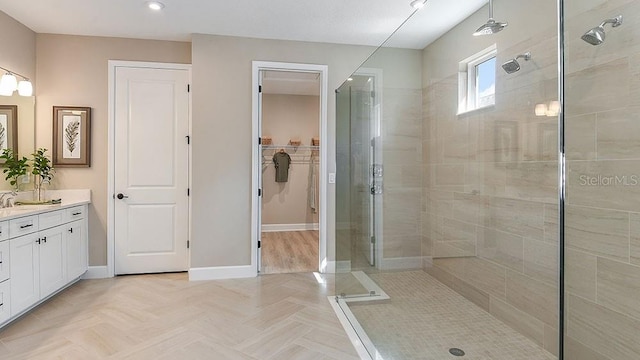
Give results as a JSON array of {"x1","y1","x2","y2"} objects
[
  {"x1": 147, "y1": 1, "x2": 165, "y2": 11},
  {"x1": 410, "y1": 0, "x2": 426, "y2": 9},
  {"x1": 0, "y1": 66, "x2": 32, "y2": 97}
]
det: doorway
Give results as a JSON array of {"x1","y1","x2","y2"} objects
[
  {"x1": 108, "y1": 61, "x2": 191, "y2": 276},
  {"x1": 251, "y1": 62, "x2": 329, "y2": 275}
]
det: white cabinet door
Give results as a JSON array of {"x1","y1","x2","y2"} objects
[
  {"x1": 0, "y1": 280, "x2": 11, "y2": 324},
  {"x1": 66, "y1": 220, "x2": 86, "y2": 281},
  {"x1": 10, "y1": 234, "x2": 40, "y2": 317},
  {"x1": 0, "y1": 240, "x2": 9, "y2": 282},
  {"x1": 0, "y1": 280, "x2": 10, "y2": 324},
  {"x1": 39, "y1": 226, "x2": 66, "y2": 299}
]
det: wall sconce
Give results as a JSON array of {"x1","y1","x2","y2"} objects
[
  {"x1": 0, "y1": 66, "x2": 33, "y2": 97},
  {"x1": 535, "y1": 100, "x2": 560, "y2": 117}
]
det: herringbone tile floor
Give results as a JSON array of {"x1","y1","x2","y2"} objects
[{"x1": 0, "y1": 272, "x2": 360, "y2": 360}]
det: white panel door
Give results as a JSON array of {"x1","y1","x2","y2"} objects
[{"x1": 115, "y1": 66, "x2": 189, "y2": 275}]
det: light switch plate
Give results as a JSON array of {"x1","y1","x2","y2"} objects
[{"x1": 328, "y1": 173, "x2": 336, "y2": 184}]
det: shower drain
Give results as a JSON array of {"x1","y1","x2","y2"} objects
[{"x1": 449, "y1": 348, "x2": 465, "y2": 357}]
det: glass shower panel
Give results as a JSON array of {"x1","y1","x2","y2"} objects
[
  {"x1": 335, "y1": 0, "x2": 561, "y2": 358},
  {"x1": 563, "y1": 0, "x2": 640, "y2": 358}
]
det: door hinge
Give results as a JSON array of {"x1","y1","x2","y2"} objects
[
  {"x1": 186, "y1": 135, "x2": 190, "y2": 144},
  {"x1": 258, "y1": 188, "x2": 262, "y2": 197},
  {"x1": 187, "y1": 188, "x2": 190, "y2": 196},
  {"x1": 258, "y1": 240, "x2": 261, "y2": 249},
  {"x1": 258, "y1": 137, "x2": 262, "y2": 145},
  {"x1": 258, "y1": 85, "x2": 262, "y2": 93},
  {"x1": 187, "y1": 84, "x2": 191, "y2": 92},
  {"x1": 187, "y1": 240, "x2": 190, "y2": 249},
  {"x1": 371, "y1": 236, "x2": 376, "y2": 244}
]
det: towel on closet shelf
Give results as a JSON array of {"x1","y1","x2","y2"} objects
[
  {"x1": 273, "y1": 151, "x2": 291, "y2": 182},
  {"x1": 308, "y1": 152, "x2": 318, "y2": 213}
]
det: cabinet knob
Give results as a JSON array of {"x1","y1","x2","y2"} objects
[
  {"x1": 68, "y1": 228, "x2": 73, "y2": 233},
  {"x1": 42, "y1": 236, "x2": 47, "y2": 243},
  {"x1": 36, "y1": 238, "x2": 41, "y2": 244}
]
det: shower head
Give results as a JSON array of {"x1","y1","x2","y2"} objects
[
  {"x1": 473, "y1": 0, "x2": 508, "y2": 36},
  {"x1": 474, "y1": 19, "x2": 509, "y2": 36},
  {"x1": 581, "y1": 15, "x2": 623, "y2": 45},
  {"x1": 501, "y1": 52, "x2": 531, "y2": 74}
]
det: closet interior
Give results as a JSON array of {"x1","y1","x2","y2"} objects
[{"x1": 260, "y1": 70, "x2": 321, "y2": 274}]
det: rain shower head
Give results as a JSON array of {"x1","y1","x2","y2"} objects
[
  {"x1": 502, "y1": 52, "x2": 531, "y2": 74},
  {"x1": 473, "y1": 0, "x2": 508, "y2": 36},
  {"x1": 581, "y1": 15, "x2": 623, "y2": 45}
]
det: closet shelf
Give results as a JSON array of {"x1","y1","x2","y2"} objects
[{"x1": 262, "y1": 145, "x2": 319, "y2": 150}]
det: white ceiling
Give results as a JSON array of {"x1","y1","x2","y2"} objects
[{"x1": 0, "y1": 0, "x2": 487, "y2": 49}]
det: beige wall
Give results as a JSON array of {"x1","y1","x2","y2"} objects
[
  {"x1": 35, "y1": 34, "x2": 191, "y2": 265},
  {"x1": 191, "y1": 34, "x2": 373, "y2": 268},
  {"x1": 0, "y1": 11, "x2": 35, "y2": 82},
  {"x1": 262, "y1": 94, "x2": 319, "y2": 226}
]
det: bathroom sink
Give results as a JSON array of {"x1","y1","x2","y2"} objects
[{"x1": 10, "y1": 204, "x2": 60, "y2": 211}]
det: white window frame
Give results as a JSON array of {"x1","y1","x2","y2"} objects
[{"x1": 458, "y1": 44, "x2": 497, "y2": 114}]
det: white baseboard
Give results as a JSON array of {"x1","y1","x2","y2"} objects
[
  {"x1": 82, "y1": 266, "x2": 110, "y2": 279},
  {"x1": 380, "y1": 256, "x2": 425, "y2": 271},
  {"x1": 261, "y1": 223, "x2": 319, "y2": 232},
  {"x1": 335, "y1": 260, "x2": 352, "y2": 273},
  {"x1": 189, "y1": 265, "x2": 257, "y2": 281}
]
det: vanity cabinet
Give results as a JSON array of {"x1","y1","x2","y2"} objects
[{"x1": 7, "y1": 205, "x2": 88, "y2": 319}]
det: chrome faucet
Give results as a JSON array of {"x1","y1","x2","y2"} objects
[{"x1": 0, "y1": 191, "x2": 16, "y2": 208}]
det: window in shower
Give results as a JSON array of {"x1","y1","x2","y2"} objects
[{"x1": 458, "y1": 44, "x2": 496, "y2": 113}]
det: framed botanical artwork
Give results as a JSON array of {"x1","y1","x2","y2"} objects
[
  {"x1": 53, "y1": 106, "x2": 91, "y2": 167},
  {"x1": 0, "y1": 105, "x2": 18, "y2": 164}
]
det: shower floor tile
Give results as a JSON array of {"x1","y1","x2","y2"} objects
[{"x1": 348, "y1": 271, "x2": 557, "y2": 360}]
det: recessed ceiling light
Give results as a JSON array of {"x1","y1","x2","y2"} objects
[
  {"x1": 410, "y1": 0, "x2": 425, "y2": 9},
  {"x1": 147, "y1": 1, "x2": 165, "y2": 11}
]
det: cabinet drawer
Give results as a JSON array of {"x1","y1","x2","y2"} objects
[
  {"x1": 0, "y1": 279, "x2": 10, "y2": 325},
  {"x1": 0, "y1": 221, "x2": 8, "y2": 242},
  {"x1": 0, "y1": 241, "x2": 8, "y2": 283},
  {"x1": 65, "y1": 206, "x2": 85, "y2": 222},
  {"x1": 9, "y1": 216, "x2": 38, "y2": 237},
  {"x1": 39, "y1": 210, "x2": 65, "y2": 231}
]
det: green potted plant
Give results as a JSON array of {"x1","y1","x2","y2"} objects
[
  {"x1": 31, "y1": 148, "x2": 54, "y2": 202},
  {"x1": 0, "y1": 148, "x2": 29, "y2": 192}
]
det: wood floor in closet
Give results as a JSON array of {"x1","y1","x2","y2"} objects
[{"x1": 261, "y1": 231, "x2": 318, "y2": 274}]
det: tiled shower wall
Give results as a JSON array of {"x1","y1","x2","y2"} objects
[
  {"x1": 421, "y1": 0, "x2": 560, "y2": 356},
  {"x1": 562, "y1": 0, "x2": 640, "y2": 359},
  {"x1": 420, "y1": 0, "x2": 640, "y2": 359}
]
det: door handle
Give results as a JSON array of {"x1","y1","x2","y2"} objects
[
  {"x1": 36, "y1": 238, "x2": 41, "y2": 244},
  {"x1": 69, "y1": 228, "x2": 73, "y2": 233},
  {"x1": 42, "y1": 236, "x2": 47, "y2": 243},
  {"x1": 20, "y1": 224, "x2": 33, "y2": 229},
  {"x1": 116, "y1": 193, "x2": 129, "y2": 200}
]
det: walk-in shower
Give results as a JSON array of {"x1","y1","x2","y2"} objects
[
  {"x1": 581, "y1": 15, "x2": 623, "y2": 45},
  {"x1": 335, "y1": 0, "x2": 639, "y2": 359},
  {"x1": 502, "y1": 52, "x2": 531, "y2": 73},
  {"x1": 473, "y1": 0, "x2": 508, "y2": 36}
]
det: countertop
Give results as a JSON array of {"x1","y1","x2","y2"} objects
[{"x1": 0, "y1": 189, "x2": 91, "y2": 221}]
